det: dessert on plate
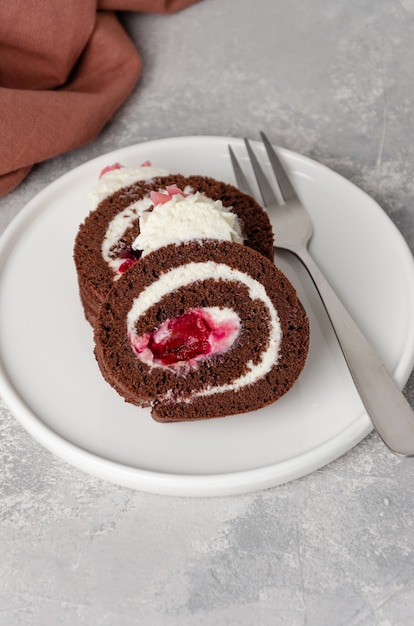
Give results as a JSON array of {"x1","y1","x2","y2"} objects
[
  {"x1": 94, "y1": 239, "x2": 309, "y2": 422},
  {"x1": 74, "y1": 163, "x2": 309, "y2": 422}
]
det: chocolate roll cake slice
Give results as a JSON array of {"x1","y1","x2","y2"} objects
[
  {"x1": 74, "y1": 165, "x2": 274, "y2": 327},
  {"x1": 94, "y1": 240, "x2": 309, "y2": 422}
]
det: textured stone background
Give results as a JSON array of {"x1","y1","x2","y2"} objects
[{"x1": 1, "y1": 1, "x2": 414, "y2": 624}]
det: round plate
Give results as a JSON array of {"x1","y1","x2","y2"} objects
[{"x1": 1, "y1": 136, "x2": 414, "y2": 496}]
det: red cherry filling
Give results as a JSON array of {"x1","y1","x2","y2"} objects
[
  {"x1": 148, "y1": 310, "x2": 213, "y2": 365},
  {"x1": 119, "y1": 259, "x2": 136, "y2": 273},
  {"x1": 118, "y1": 246, "x2": 142, "y2": 273}
]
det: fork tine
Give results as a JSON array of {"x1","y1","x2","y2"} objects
[
  {"x1": 260, "y1": 131, "x2": 297, "y2": 202},
  {"x1": 228, "y1": 145, "x2": 254, "y2": 197},
  {"x1": 244, "y1": 138, "x2": 279, "y2": 207}
]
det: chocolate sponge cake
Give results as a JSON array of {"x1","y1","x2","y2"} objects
[
  {"x1": 94, "y1": 240, "x2": 309, "y2": 422},
  {"x1": 74, "y1": 169, "x2": 274, "y2": 327}
]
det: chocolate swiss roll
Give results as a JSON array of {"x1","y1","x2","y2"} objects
[
  {"x1": 74, "y1": 166, "x2": 274, "y2": 327},
  {"x1": 94, "y1": 240, "x2": 309, "y2": 422}
]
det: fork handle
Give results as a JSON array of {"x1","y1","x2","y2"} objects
[{"x1": 295, "y1": 246, "x2": 414, "y2": 457}]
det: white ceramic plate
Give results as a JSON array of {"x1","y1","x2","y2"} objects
[{"x1": 1, "y1": 136, "x2": 414, "y2": 497}]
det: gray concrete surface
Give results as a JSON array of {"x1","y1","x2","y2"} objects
[{"x1": 1, "y1": 1, "x2": 414, "y2": 624}]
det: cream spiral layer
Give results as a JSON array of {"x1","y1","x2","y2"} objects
[
  {"x1": 127, "y1": 261, "x2": 282, "y2": 398},
  {"x1": 101, "y1": 188, "x2": 243, "y2": 276},
  {"x1": 93, "y1": 240, "x2": 309, "y2": 422}
]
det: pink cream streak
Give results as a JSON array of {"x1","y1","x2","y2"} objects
[
  {"x1": 129, "y1": 308, "x2": 240, "y2": 368},
  {"x1": 98, "y1": 161, "x2": 152, "y2": 179}
]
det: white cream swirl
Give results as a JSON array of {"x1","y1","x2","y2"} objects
[
  {"x1": 101, "y1": 198, "x2": 153, "y2": 275},
  {"x1": 127, "y1": 261, "x2": 282, "y2": 392}
]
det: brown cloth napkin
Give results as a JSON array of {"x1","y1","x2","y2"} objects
[{"x1": 0, "y1": 0, "x2": 199, "y2": 197}]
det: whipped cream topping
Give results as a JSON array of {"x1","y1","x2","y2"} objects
[
  {"x1": 88, "y1": 165, "x2": 170, "y2": 208},
  {"x1": 132, "y1": 191, "x2": 243, "y2": 256},
  {"x1": 101, "y1": 198, "x2": 153, "y2": 275},
  {"x1": 127, "y1": 262, "x2": 282, "y2": 389}
]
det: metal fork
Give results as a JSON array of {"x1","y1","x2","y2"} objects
[{"x1": 229, "y1": 132, "x2": 414, "y2": 457}]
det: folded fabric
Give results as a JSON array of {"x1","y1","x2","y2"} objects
[{"x1": 0, "y1": 0, "x2": 199, "y2": 197}]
